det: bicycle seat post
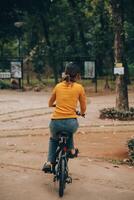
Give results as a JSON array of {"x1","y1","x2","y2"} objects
[{"x1": 58, "y1": 131, "x2": 68, "y2": 145}]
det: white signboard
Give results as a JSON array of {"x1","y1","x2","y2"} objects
[
  {"x1": 0, "y1": 72, "x2": 11, "y2": 79},
  {"x1": 114, "y1": 67, "x2": 124, "y2": 75},
  {"x1": 84, "y1": 61, "x2": 95, "y2": 78},
  {"x1": 11, "y1": 61, "x2": 22, "y2": 78}
]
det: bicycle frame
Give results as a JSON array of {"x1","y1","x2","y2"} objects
[
  {"x1": 53, "y1": 133, "x2": 72, "y2": 197},
  {"x1": 53, "y1": 134, "x2": 68, "y2": 177},
  {"x1": 46, "y1": 111, "x2": 84, "y2": 197}
]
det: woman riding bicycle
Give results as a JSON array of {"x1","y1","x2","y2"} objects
[{"x1": 42, "y1": 62, "x2": 86, "y2": 172}]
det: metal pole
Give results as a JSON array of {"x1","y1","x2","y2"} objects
[
  {"x1": 14, "y1": 22, "x2": 24, "y2": 90},
  {"x1": 18, "y1": 35, "x2": 21, "y2": 89},
  {"x1": 95, "y1": 60, "x2": 97, "y2": 93},
  {"x1": 18, "y1": 36, "x2": 21, "y2": 58}
]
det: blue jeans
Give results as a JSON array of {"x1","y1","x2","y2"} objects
[{"x1": 47, "y1": 118, "x2": 79, "y2": 163}]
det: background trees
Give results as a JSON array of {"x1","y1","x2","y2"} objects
[{"x1": 0, "y1": 0, "x2": 134, "y2": 88}]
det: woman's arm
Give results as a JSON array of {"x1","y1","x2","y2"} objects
[
  {"x1": 48, "y1": 92, "x2": 56, "y2": 107},
  {"x1": 79, "y1": 86, "x2": 86, "y2": 115},
  {"x1": 48, "y1": 86, "x2": 56, "y2": 107}
]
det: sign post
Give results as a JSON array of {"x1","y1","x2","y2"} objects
[
  {"x1": 114, "y1": 62, "x2": 124, "y2": 75},
  {"x1": 84, "y1": 61, "x2": 95, "y2": 79},
  {"x1": 11, "y1": 61, "x2": 23, "y2": 89},
  {"x1": 84, "y1": 61, "x2": 97, "y2": 92}
]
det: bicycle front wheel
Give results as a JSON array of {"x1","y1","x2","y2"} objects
[{"x1": 59, "y1": 158, "x2": 66, "y2": 197}]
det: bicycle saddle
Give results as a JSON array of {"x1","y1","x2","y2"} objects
[{"x1": 57, "y1": 131, "x2": 69, "y2": 137}]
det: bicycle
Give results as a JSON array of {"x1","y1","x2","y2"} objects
[
  {"x1": 43, "y1": 111, "x2": 85, "y2": 197},
  {"x1": 52, "y1": 131, "x2": 73, "y2": 197},
  {"x1": 42, "y1": 111, "x2": 85, "y2": 197}
]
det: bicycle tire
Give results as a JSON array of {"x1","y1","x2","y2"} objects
[{"x1": 59, "y1": 158, "x2": 66, "y2": 197}]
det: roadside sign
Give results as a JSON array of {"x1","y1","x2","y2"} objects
[
  {"x1": 114, "y1": 62, "x2": 124, "y2": 75},
  {"x1": 11, "y1": 61, "x2": 22, "y2": 78},
  {"x1": 84, "y1": 61, "x2": 95, "y2": 78},
  {"x1": 0, "y1": 72, "x2": 11, "y2": 79},
  {"x1": 115, "y1": 62, "x2": 123, "y2": 68},
  {"x1": 114, "y1": 67, "x2": 124, "y2": 75}
]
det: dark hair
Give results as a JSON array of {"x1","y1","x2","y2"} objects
[{"x1": 64, "y1": 62, "x2": 80, "y2": 82}]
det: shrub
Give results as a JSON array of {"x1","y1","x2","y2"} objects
[
  {"x1": 100, "y1": 107, "x2": 134, "y2": 120},
  {"x1": 0, "y1": 80, "x2": 10, "y2": 89},
  {"x1": 128, "y1": 139, "x2": 134, "y2": 165}
]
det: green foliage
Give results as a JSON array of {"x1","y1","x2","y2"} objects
[
  {"x1": 128, "y1": 139, "x2": 134, "y2": 164},
  {"x1": 100, "y1": 107, "x2": 134, "y2": 120},
  {"x1": 0, "y1": 80, "x2": 10, "y2": 89},
  {"x1": 129, "y1": 65, "x2": 134, "y2": 77},
  {"x1": 128, "y1": 139, "x2": 134, "y2": 151},
  {"x1": 0, "y1": 0, "x2": 134, "y2": 82},
  {"x1": 32, "y1": 47, "x2": 45, "y2": 81},
  {"x1": 125, "y1": 21, "x2": 134, "y2": 65}
]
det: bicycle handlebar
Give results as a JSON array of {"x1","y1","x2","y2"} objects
[{"x1": 76, "y1": 111, "x2": 85, "y2": 118}]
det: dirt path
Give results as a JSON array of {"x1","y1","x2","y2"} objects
[
  {"x1": 1, "y1": 158, "x2": 134, "y2": 200},
  {"x1": 0, "y1": 90, "x2": 134, "y2": 200},
  {"x1": 1, "y1": 130, "x2": 134, "y2": 200}
]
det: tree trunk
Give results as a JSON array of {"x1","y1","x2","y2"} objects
[
  {"x1": 110, "y1": 0, "x2": 129, "y2": 111},
  {"x1": 26, "y1": 62, "x2": 30, "y2": 85},
  {"x1": 115, "y1": 75, "x2": 128, "y2": 111},
  {"x1": 104, "y1": 77, "x2": 110, "y2": 90}
]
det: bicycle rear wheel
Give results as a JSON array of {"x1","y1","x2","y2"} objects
[{"x1": 59, "y1": 158, "x2": 66, "y2": 197}]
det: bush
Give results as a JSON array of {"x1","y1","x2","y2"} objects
[
  {"x1": 100, "y1": 107, "x2": 134, "y2": 120},
  {"x1": 0, "y1": 80, "x2": 10, "y2": 89},
  {"x1": 128, "y1": 139, "x2": 134, "y2": 165}
]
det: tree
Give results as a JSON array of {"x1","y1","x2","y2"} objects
[
  {"x1": 1, "y1": 0, "x2": 134, "y2": 88},
  {"x1": 0, "y1": 1, "x2": 19, "y2": 58},
  {"x1": 110, "y1": 0, "x2": 129, "y2": 111}
]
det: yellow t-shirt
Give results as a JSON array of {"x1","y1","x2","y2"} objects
[{"x1": 49, "y1": 81, "x2": 86, "y2": 119}]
